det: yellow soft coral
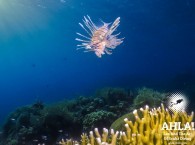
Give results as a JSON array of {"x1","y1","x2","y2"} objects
[{"x1": 59, "y1": 104, "x2": 195, "y2": 145}]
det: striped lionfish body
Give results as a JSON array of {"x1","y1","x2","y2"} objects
[{"x1": 76, "y1": 16, "x2": 123, "y2": 58}]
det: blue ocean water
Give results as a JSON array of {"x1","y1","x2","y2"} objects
[{"x1": 0, "y1": 0, "x2": 195, "y2": 126}]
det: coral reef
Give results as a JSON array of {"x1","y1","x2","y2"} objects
[
  {"x1": 0, "y1": 87, "x2": 176, "y2": 145},
  {"x1": 1, "y1": 104, "x2": 46, "y2": 145},
  {"x1": 83, "y1": 110, "x2": 116, "y2": 130},
  {"x1": 58, "y1": 104, "x2": 195, "y2": 145},
  {"x1": 0, "y1": 87, "x2": 134, "y2": 145},
  {"x1": 132, "y1": 87, "x2": 166, "y2": 109},
  {"x1": 67, "y1": 87, "x2": 134, "y2": 132}
]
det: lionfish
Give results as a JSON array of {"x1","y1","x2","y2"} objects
[{"x1": 76, "y1": 16, "x2": 123, "y2": 58}]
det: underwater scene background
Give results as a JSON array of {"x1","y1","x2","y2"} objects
[{"x1": 0, "y1": 0, "x2": 195, "y2": 145}]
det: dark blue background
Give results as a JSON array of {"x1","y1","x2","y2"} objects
[{"x1": 0, "y1": 0, "x2": 195, "y2": 125}]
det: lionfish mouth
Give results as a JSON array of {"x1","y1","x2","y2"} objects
[{"x1": 76, "y1": 15, "x2": 124, "y2": 58}]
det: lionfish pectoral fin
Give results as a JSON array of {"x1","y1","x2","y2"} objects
[
  {"x1": 95, "y1": 52, "x2": 102, "y2": 58},
  {"x1": 76, "y1": 32, "x2": 91, "y2": 40},
  {"x1": 113, "y1": 32, "x2": 121, "y2": 37},
  {"x1": 105, "y1": 49, "x2": 112, "y2": 55},
  {"x1": 117, "y1": 37, "x2": 125, "y2": 44},
  {"x1": 76, "y1": 47, "x2": 85, "y2": 50},
  {"x1": 76, "y1": 48, "x2": 82, "y2": 50},
  {"x1": 75, "y1": 38, "x2": 90, "y2": 42},
  {"x1": 84, "y1": 50, "x2": 94, "y2": 53}
]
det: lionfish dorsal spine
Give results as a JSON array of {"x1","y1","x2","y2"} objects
[
  {"x1": 107, "y1": 17, "x2": 120, "y2": 36},
  {"x1": 76, "y1": 32, "x2": 91, "y2": 40},
  {"x1": 83, "y1": 16, "x2": 97, "y2": 34},
  {"x1": 112, "y1": 32, "x2": 121, "y2": 37},
  {"x1": 86, "y1": 15, "x2": 97, "y2": 31}
]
